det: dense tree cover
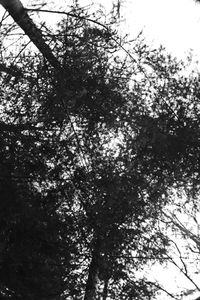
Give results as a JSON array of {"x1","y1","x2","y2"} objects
[{"x1": 1, "y1": 1, "x2": 200, "y2": 299}]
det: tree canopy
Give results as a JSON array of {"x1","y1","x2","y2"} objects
[{"x1": 1, "y1": 1, "x2": 200, "y2": 299}]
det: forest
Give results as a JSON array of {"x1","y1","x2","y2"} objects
[{"x1": 0, "y1": 0, "x2": 200, "y2": 299}]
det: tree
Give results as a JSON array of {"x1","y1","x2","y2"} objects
[
  {"x1": 0, "y1": 0, "x2": 62, "y2": 72},
  {"x1": 2, "y1": 1, "x2": 200, "y2": 299},
  {"x1": 0, "y1": 69, "x2": 80, "y2": 298},
  {"x1": 0, "y1": 4, "x2": 170, "y2": 297}
]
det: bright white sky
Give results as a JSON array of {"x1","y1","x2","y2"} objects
[
  {"x1": 96, "y1": 0, "x2": 200, "y2": 61},
  {"x1": 119, "y1": 0, "x2": 200, "y2": 59}
]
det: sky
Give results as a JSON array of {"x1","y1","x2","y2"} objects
[
  {"x1": 2, "y1": 0, "x2": 200, "y2": 60},
  {"x1": 1, "y1": 0, "x2": 200, "y2": 299},
  {"x1": 118, "y1": 0, "x2": 200, "y2": 59},
  {"x1": 95, "y1": 0, "x2": 200, "y2": 62},
  {"x1": 1, "y1": 0, "x2": 200, "y2": 59}
]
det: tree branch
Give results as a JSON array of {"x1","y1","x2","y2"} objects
[{"x1": 0, "y1": 0, "x2": 63, "y2": 73}]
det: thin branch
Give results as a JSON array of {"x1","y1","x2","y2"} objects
[
  {"x1": 170, "y1": 256, "x2": 200, "y2": 292},
  {"x1": 26, "y1": 8, "x2": 110, "y2": 31},
  {"x1": 150, "y1": 281, "x2": 180, "y2": 300},
  {"x1": 170, "y1": 239, "x2": 188, "y2": 275},
  {"x1": 162, "y1": 211, "x2": 200, "y2": 247},
  {"x1": 165, "y1": 245, "x2": 200, "y2": 293}
]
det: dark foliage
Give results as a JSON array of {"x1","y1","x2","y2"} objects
[{"x1": 0, "y1": 2, "x2": 200, "y2": 300}]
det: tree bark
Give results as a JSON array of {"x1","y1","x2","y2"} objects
[
  {"x1": 102, "y1": 277, "x2": 109, "y2": 300},
  {"x1": 84, "y1": 239, "x2": 100, "y2": 300},
  {"x1": 0, "y1": 0, "x2": 62, "y2": 73}
]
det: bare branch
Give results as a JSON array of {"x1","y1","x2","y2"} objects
[
  {"x1": 150, "y1": 281, "x2": 180, "y2": 300},
  {"x1": 162, "y1": 211, "x2": 200, "y2": 248}
]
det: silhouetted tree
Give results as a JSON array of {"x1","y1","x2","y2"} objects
[{"x1": 1, "y1": 1, "x2": 200, "y2": 300}]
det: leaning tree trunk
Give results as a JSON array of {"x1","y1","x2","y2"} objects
[
  {"x1": 0, "y1": 0, "x2": 62, "y2": 73},
  {"x1": 84, "y1": 239, "x2": 101, "y2": 300}
]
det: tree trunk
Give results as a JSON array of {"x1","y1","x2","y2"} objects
[
  {"x1": 102, "y1": 277, "x2": 109, "y2": 300},
  {"x1": 0, "y1": 0, "x2": 62, "y2": 73},
  {"x1": 84, "y1": 240, "x2": 100, "y2": 300}
]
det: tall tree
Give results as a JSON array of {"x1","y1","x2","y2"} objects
[{"x1": 2, "y1": 1, "x2": 200, "y2": 299}]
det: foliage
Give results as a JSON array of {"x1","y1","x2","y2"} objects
[{"x1": 1, "y1": 1, "x2": 200, "y2": 299}]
